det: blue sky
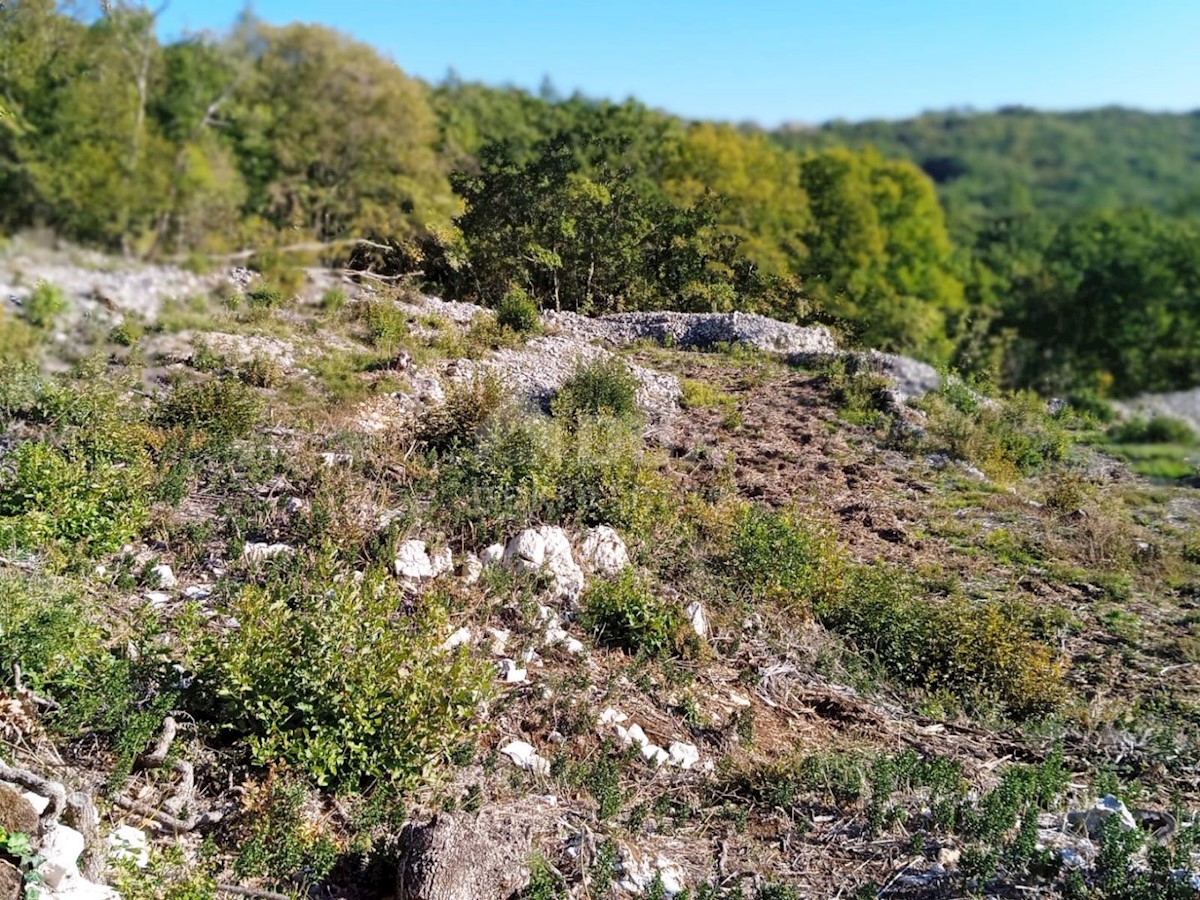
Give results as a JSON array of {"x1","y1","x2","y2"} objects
[{"x1": 157, "y1": 0, "x2": 1200, "y2": 126}]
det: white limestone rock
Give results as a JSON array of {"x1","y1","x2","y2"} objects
[
  {"x1": 503, "y1": 529, "x2": 546, "y2": 573},
  {"x1": 499, "y1": 740, "x2": 550, "y2": 776},
  {"x1": 107, "y1": 824, "x2": 149, "y2": 868},
  {"x1": 686, "y1": 601, "x2": 708, "y2": 638},
  {"x1": 242, "y1": 542, "x2": 292, "y2": 563},
  {"x1": 429, "y1": 546, "x2": 454, "y2": 578},
  {"x1": 395, "y1": 540, "x2": 434, "y2": 580},
  {"x1": 579, "y1": 525, "x2": 630, "y2": 575},
  {"x1": 441, "y1": 626, "x2": 472, "y2": 652},
  {"x1": 462, "y1": 553, "x2": 483, "y2": 585},
  {"x1": 668, "y1": 741, "x2": 700, "y2": 770},
  {"x1": 150, "y1": 563, "x2": 176, "y2": 589},
  {"x1": 479, "y1": 543, "x2": 505, "y2": 566}
]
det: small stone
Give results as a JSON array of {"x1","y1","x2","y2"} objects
[
  {"x1": 563, "y1": 637, "x2": 585, "y2": 655},
  {"x1": 668, "y1": 741, "x2": 700, "y2": 770},
  {"x1": 395, "y1": 539, "x2": 434, "y2": 580},
  {"x1": 107, "y1": 824, "x2": 149, "y2": 868},
  {"x1": 640, "y1": 743, "x2": 670, "y2": 766},
  {"x1": 429, "y1": 546, "x2": 454, "y2": 578},
  {"x1": 150, "y1": 563, "x2": 176, "y2": 589},
  {"x1": 487, "y1": 628, "x2": 510, "y2": 655},
  {"x1": 498, "y1": 660, "x2": 527, "y2": 684},
  {"x1": 145, "y1": 591, "x2": 172, "y2": 608},
  {"x1": 319, "y1": 452, "x2": 352, "y2": 467},
  {"x1": 499, "y1": 740, "x2": 550, "y2": 776},
  {"x1": 579, "y1": 525, "x2": 630, "y2": 575},
  {"x1": 38, "y1": 823, "x2": 85, "y2": 889},
  {"x1": 242, "y1": 542, "x2": 292, "y2": 563},
  {"x1": 598, "y1": 708, "x2": 628, "y2": 726},
  {"x1": 503, "y1": 529, "x2": 546, "y2": 573},
  {"x1": 686, "y1": 601, "x2": 708, "y2": 637},
  {"x1": 21, "y1": 791, "x2": 50, "y2": 817},
  {"x1": 479, "y1": 543, "x2": 505, "y2": 566},
  {"x1": 441, "y1": 626, "x2": 472, "y2": 652},
  {"x1": 462, "y1": 553, "x2": 483, "y2": 585},
  {"x1": 182, "y1": 584, "x2": 212, "y2": 600},
  {"x1": 283, "y1": 496, "x2": 307, "y2": 515}
]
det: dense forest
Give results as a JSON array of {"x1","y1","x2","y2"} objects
[{"x1": 3, "y1": 1, "x2": 1200, "y2": 397}]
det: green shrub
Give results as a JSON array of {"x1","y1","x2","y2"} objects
[
  {"x1": 155, "y1": 378, "x2": 259, "y2": 441},
  {"x1": 319, "y1": 287, "x2": 347, "y2": 312},
  {"x1": 414, "y1": 375, "x2": 505, "y2": 452},
  {"x1": 0, "y1": 308, "x2": 42, "y2": 361},
  {"x1": 495, "y1": 285, "x2": 541, "y2": 334},
  {"x1": 0, "y1": 440, "x2": 152, "y2": 557},
  {"x1": 359, "y1": 300, "x2": 409, "y2": 349},
  {"x1": 245, "y1": 283, "x2": 285, "y2": 309},
  {"x1": 723, "y1": 505, "x2": 843, "y2": 609},
  {"x1": 232, "y1": 773, "x2": 338, "y2": 890},
  {"x1": 552, "y1": 357, "x2": 639, "y2": 423},
  {"x1": 205, "y1": 561, "x2": 493, "y2": 788},
  {"x1": 108, "y1": 320, "x2": 143, "y2": 347},
  {"x1": 815, "y1": 565, "x2": 1065, "y2": 718},
  {"x1": 238, "y1": 355, "x2": 282, "y2": 388},
  {"x1": 1107, "y1": 414, "x2": 1196, "y2": 445},
  {"x1": 23, "y1": 280, "x2": 67, "y2": 329},
  {"x1": 821, "y1": 356, "x2": 894, "y2": 426},
  {"x1": 581, "y1": 571, "x2": 687, "y2": 658}
]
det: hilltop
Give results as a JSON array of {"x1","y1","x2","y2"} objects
[{"x1": 0, "y1": 245, "x2": 1198, "y2": 899}]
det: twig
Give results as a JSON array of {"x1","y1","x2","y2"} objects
[
  {"x1": 0, "y1": 758, "x2": 65, "y2": 825},
  {"x1": 216, "y1": 886, "x2": 291, "y2": 900},
  {"x1": 113, "y1": 795, "x2": 223, "y2": 833}
]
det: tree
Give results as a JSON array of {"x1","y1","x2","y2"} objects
[{"x1": 226, "y1": 21, "x2": 455, "y2": 243}]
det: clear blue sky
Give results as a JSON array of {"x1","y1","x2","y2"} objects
[{"x1": 157, "y1": 0, "x2": 1200, "y2": 126}]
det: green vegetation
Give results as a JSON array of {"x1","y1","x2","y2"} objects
[
  {"x1": 581, "y1": 571, "x2": 688, "y2": 658},
  {"x1": 22, "y1": 280, "x2": 67, "y2": 329},
  {"x1": 495, "y1": 285, "x2": 542, "y2": 333},
  {"x1": 552, "y1": 356, "x2": 640, "y2": 423}
]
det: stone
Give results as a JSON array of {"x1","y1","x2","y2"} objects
[
  {"x1": 498, "y1": 660, "x2": 527, "y2": 684},
  {"x1": 38, "y1": 823, "x2": 85, "y2": 889},
  {"x1": 640, "y1": 743, "x2": 669, "y2": 766},
  {"x1": 499, "y1": 741, "x2": 550, "y2": 776},
  {"x1": 397, "y1": 804, "x2": 541, "y2": 900},
  {"x1": 579, "y1": 526, "x2": 630, "y2": 575},
  {"x1": 182, "y1": 585, "x2": 212, "y2": 600},
  {"x1": 242, "y1": 542, "x2": 292, "y2": 563},
  {"x1": 503, "y1": 530, "x2": 545, "y2": 574},
  {"x1": 486, "y1": 628, "x2": 510, "y2": 655},
  {"x1": 615, "y1": 843, "x2": 686, "y2": 897},
  {"x1": 145, "y1": 591, "x2": 171, "y2": 608},
  {"x1": 668, "y1": 741, "x2": 700, "y2": 770},
  {"x1": 283, "y1": 496, "x2": 307, "y2": 515},
  {"x1": 462, "y1": 553, "x2": 483, "y2": 585},
  {"x1": 1067, "y1": 795, "x2": 1138, "y2": 839},
  {"x1": 598, "y1": 708, "x2": 628, "y2": 726},
  {"x1": 0, "y1": 785, "x2": 38, "y2": 836},
  {"x1": 686, "y1": 601, "x2": 708, "y2": 638},
  {"x1": 150, "y1": 564, "x2": 176, "y2": 589},
  {"x1": 395, "y1": 540, "x2": 434, "y2": 580},
  {"x1": 107, "y1": 824, "x2": 149, "y2": 868},
  {"x1": 21, "y1": 792, "x2": 50, "y2": 817},
  {"x1": 441, "y1": 627, "x2": 472, "y2": 652},
  {"x1": 537, "y1": 526, "x2": 584, "y2": 603},
  {"x1": 479, "y1": 544, "x2": 505, "y2": 566},
  {"x1": 429, "y1": 547, "x2": 454, "y2": 579}
]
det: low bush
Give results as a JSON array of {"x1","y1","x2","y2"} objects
[
  {"x1": 580, "y1": 571, "x2": 689, "y2": 658},
  {"x1": 722, "y1": 505, "x2": 844, "y2": 610},
  {"x1": 495, "y1": 285, "x2": 541, "y2": 334},
  {"x1": 245, "y1": 283, "x2": 285, "y2": 310},
  {"x1": 358, "y1": 300, "x2": 409, "y2": 350},
  {"x1": 204, "y1": 562, "x2": 493, "y2": 788},
  {"x1": 23, "y1": 280, "x2": 67, "y2": 329},
  {"x1": 821, "y1": 356, "x2": 894, "y2": 426},
  {"x1": 0, "y1": 308, "x2": 41, "y2": 361},
  {"x1": 238, "y1": 355, "x2": 282, "y2": 388},
  {"x1": 815, "y1": 565, "x2": 1065, "y2": 718},
  {"x1": 552, "y1": 356, "x2": 639, "y2": 423},
  {"x1": 155, "y1": 378, "x2": 260, "y2": 442},
  {"x1": 232, "y1": 772, "x2": 339, "y2": 890},
  {"x1": 1107, "y1": 414, "x2": 1196, "y2": 445},
  {"x1": 414, "y1": 375, "x2": 505, "y2": 452}
]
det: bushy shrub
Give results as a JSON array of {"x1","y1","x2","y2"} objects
[
  {"x1": 0, "y1": 309, "x2": 43, "y2": 361},
  {"x1": 581, "y1": 571, "x2": 688, "y2": 658},
  {"x1": 414, "y1": 375, "x2": 505, "y2": 452},
  {"x1": 815, "y1": 565, "x2": 1065, "y2": 718},
  {"x1": 919, "y1": 387, "x2": 1071, "y2": 478},
  {"x1": 23, "y1": 280, "x2": 67, "y2": 329},
  {"x1": 552, "y1": 357, "x2": 639, "y2": 423},
  {"x1": 232, "y1": 772, "x2": 338, "y2": 889},
  {"x1": 495, "y1": 285, "x2": 541, "y2": 334},
  {"x1": 0, "y1": 440, "x2": 152, "y2": 557},
  {"x1": 155, "y1": 378, "x2": 260, "y2": 441},
  {"x1": 245, "y1": 284, "x2": 285, "y2": 310},
  {"x1": 723, "y1": 505, "x2": 844, "y2": 609},
  {"x1": 205, "y1": 562, "x2": 492, "y2": 788},
  {"x1": 108, "y1": 320, "x2": 144, "y2": 347},
  {"x1": 320, "y1": 287, "x2": 347, "y2": 312},
  {"x1": 1107, "y1": 414, "x2": 1196, "y2": 445},
  {"x1": 358, "y1": 300, "x2": 409, "y2": 349},
  {"x1": 821, "y1": 356, "x2": 894, "y2": 426},
  {"x1": 238, "y1": 355, "x2": 282, "y2": 388}
]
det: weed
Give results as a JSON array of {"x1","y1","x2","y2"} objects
[
  {"x1": 722, "y1": 505, "x2": 843, "y2": 610},
  {"x1": 320, "y1": 287, "x2": 347, "y2": 313},
  {"x1": 414, "y1": 375, "x2": 505, "y2": 452},
  {"x1": 237, "y1": 354, "x2": 282, "y2": 388},
  {"x1": 232, "y1": 772, "x2": 338, "y2": 890},
  {"x1": 581, "y1": 571, "x2": 688, "y2": 659},
  {"x1": 358, "y1": 300, "x2": 409, "y2": 350},
  {"x1": 1108, "y1": 414, "x2": 1196, "y2": 445},
  {"x1": 155, "y1": 378, "x2": 259, "y2": 442}
]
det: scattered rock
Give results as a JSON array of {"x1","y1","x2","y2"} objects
[
  {"x1": 0, "y1": 861, "x2": 21, "y2": 900},
  {"x1": 182, "y1": 585, "x2": 212, "y2": 601},
  {"x1": 667, "y1": 742, "x2": 700, "y2": 770},
  {"x1": 479, "y1": 544, "x2": 505, "y2": 566},
  {"x1": 499, "y1": 741, "x2": 550, "y2": 776},
  {"x1": 38, "y1": 823, "x2": 86, "y2": 890},
  {"x1": 283, "y1": 496, "x2": 308, "y2": 515},
  {"x1": 429, "y1": 547, "x2": 454, "y2": 578},
  {"x1": 1068, "y1": 795, "x2": 1138, "y2": 839},
  {"x1": 497, "y1": 660, "x2": 527, "y2": 684},
  {"x1": 145, "y1": 591, "x2": 172, "y2": 608},
  {"x1": 685, "y1": 601, "x2": 708, "y2": 638},
  {"x1": 150, "y1": 564, "x2": 176, "y2": 589},
  {"x1": 503, "y1": 530, "x2": 545, "y2": 573},
  {"x1": 462, "y1": 553, "x2": 483, "y2": 585},
  {"x1": 242, "y1": 542, "x2": 293, "y2": 563},
  {"x1": 487, "y1": 628, "x2": 510, "y2": 655},
  {"x1": 396, "y1": 540, "x2": 435, "y2": 580},
  {"x1": 614, "y1": 842, "x2": 686, "y2": 897},
  {"x1": 579, "y1": 525, "x2": 630, "y2": 575},
  {"x1": 503, "y1": 527, "x2": 585, "y2": 602},
  {"x1": 397, "y1": 804, "x2": 540, "y2": 900},
  {"x1": 441, "y1": 627, "x2": 472, "y2": 652}
]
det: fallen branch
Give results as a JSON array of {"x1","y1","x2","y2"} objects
[
  {"x1": 0, "y1": 758, "x2": 65, "y2": 826},
  {"x1": 115, "y1": 716, "x2": 218, "y2": 832},
  {"x1": 216, "y1": 886, "x2": 291, "y2": 900},
  {"x1": 113, "y1": 795, "x2": 223, "y2": 833}
]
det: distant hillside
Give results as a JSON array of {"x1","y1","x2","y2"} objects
[{"x1": 771, "y1": 106, "x2": 1200, "y2": 233}]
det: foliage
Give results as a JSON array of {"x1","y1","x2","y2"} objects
[
  {"x1": 205, "y1": 561, "x2": 493, "y2": 788},
  {"x1": 414, "y1": 374, "x2": 505, "y2": 452},
  {"x1": 495, "y1": 284, "x2": 542, "y2": 333},
  {"x1": 22, "y1": 280, "x2": 67, "y2": 328},
  {"x1": 814, "y1": 565, "x2": 1065, "y2": 717},
  {"x1": 581, "y1": 570, "x2": 688, "y2": 658},
  {"x1": 356, "y1": 299, "x2": 410, "y2": 350},
  {"x1": 722, "y1": 505, "x2": 843, "y2": 609},
  {"x1": 1107, "y1": 414, "x2": 1196, "y2": 446},
  {"x1": 232, "y1": 772, "x2": 339, "y2": 890},
  {"x1": 551, "y1": 356, "x2": 640, "y2": 423},
  {"x1": 154, "y1": 378, "x2": 260, "y2": 442}
]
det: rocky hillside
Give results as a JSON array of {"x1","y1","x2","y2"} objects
[{"x1": 0, "y1": 240, "x2": 1198, "y2": 900}]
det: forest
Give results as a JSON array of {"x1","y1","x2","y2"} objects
[{"x1": 3, "y1": 1, "x2": 1200, "y2": 398}]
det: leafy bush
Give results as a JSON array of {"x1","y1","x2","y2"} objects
[
  {"x1": 1107, "y1": 414, "x2": 1196, "y2": 445},
  {"x1": 0, "y1": 440, "x2": 152, "y2": 558},
  {"x1": 358, "y1": 300, "x2": 409, "y2": 349},
  {"x1": 495, "y1": 285, "x2": 541, "y2": 334},
  {"x1": 232, "y1": 772, "x2": 338, "y2": 890},
  {"x1": 205, "y1": 562, "x2": 492, "y2": 788},
  {"x1": 815, "y1": 565, "x2": 1065, "y2": 718},
  {"x1": 723, "y1": 505, "x2": 843, "y2": 609},
  {"x1": 155, "y1": 378, "x2": 260, "y2": 441},
  {"x1": 552, "y1": 357, "x2": 639, "y2": 423},
  {"x1": 0, "y1": 309, "x2": 42, "y2": 361},
  {"x1": 821, "y1": 356, "x2": 894, "y2": 426},
  {"x1": 238, "y1": 355, "x2": 282, "y2": 388},
  {"x1": 581, "y1": 571, "x2": 688, "y2": 658},
  {"x1": 919, "y1": 387, "x2": 1071, "y2": 478},
  {"x1": 320, "y1": 287, "x2": 347, "y2": 312},
  {"x1": 245, "y1": 283, "x2": 285, "y2": 309},
  {"x1": 108, "y1": 320, "x2": 144, "y2": 347},
  {"x1": 23, "y1": 280, "x2": 67, "y2": 329},
  {"x1": 414, "y1": 375, "x2": 505, "y2": 452}
]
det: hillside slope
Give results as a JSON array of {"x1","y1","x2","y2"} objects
[{"x1": 0, "y1": 247, "x2": 1198, "y2": 899}]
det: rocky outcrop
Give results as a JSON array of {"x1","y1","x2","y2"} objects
[{"x1": 396, "y1": 804, "x2": 543, "y2": 900}]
